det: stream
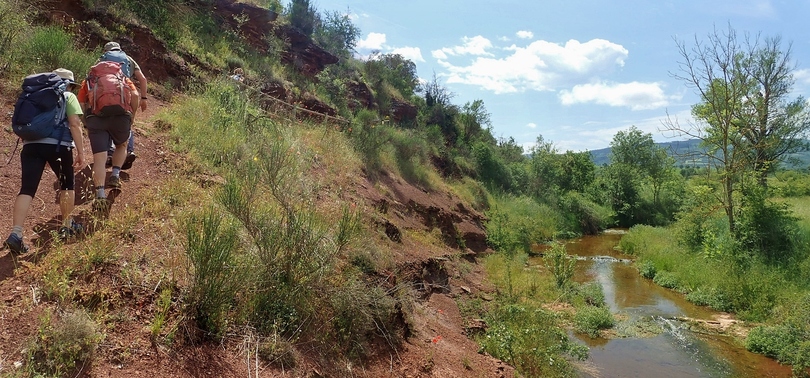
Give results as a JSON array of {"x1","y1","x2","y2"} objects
[{"x1": 530, "y1": 230, "x2": 793, "y2": 378}]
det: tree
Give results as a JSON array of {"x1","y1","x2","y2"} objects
[
  {"x1": 314, "y1": 9, "x2": 361, "y2": 61},
  {"x1": 458, "y1": 99, "x2": 493, "y2": 145},
  {"x1": 666, "y1": 26, "x2": 755, "y2": 235},
  {"x1": 610, "y1": 126, "x2": 674, "y2": 205},
  {"x1": 528, "y1": 135, "x2": 562, "y2": 198},
  {"x1": 287, "y1": 0, "x2": 317, "y2": 36},
  {"x1": 666, "y1": 25, "x2": 809, "y2": 240},
  {"x1": 364, "y1": 52, "x2": 419, "y2": 98},
  {"x1": 736, "y1": 35, "x2": 810, "y2": 186}
]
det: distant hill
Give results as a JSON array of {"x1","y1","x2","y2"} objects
[
  {"x1": 589, "y1": 139, "x2": 706, "y2": 167},
  {"x1": 588, "y1": 139, "x2": 810, "y2": 170}
]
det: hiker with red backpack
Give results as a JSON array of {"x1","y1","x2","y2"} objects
[
  {"x1": 4, "y1": 69, "x2": 87, "y2": 255},
  {"x1": 77, "y1": 59, "x2": 140, "y2": 211},
  {"x1": 99, "y1": 41, "x2": 148, "y2": 170}
]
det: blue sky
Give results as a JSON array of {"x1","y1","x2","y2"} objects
[{"x1": 319, "y1": 0, "x2": 810, "y2": 152}]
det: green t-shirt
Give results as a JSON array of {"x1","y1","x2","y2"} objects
[{"x1": 65, "y1": 92, "x2": 82, "y2": 116}]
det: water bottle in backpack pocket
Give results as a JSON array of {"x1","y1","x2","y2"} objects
[
  {"x1": 87, "y1": 61, "x2": 133, "y2": 117},
  {"x1": 11, "y1": 73, "x2": 68, "y2": 141}
]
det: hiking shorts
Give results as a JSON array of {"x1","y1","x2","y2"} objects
[
  {"x1": 86, "y1": 114, "x2": 132, "y2": 154},
  {"x1": 19, "y1": 143, "x2": 75, "y2": 197}
]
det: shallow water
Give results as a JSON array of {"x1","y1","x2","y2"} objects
[{"x1": 530, "y1": 232, "x2": 793, "y2": 378}]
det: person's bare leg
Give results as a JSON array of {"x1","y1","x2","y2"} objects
[
  {"x1": 11, "y1": 194, "x2": 33, "y2": 235},
  {"x1": 111, "y1": 142, "x2": 127, "y2": 169},
  {"x1": 59, "y1": 190, "x2": 75, "y2": 227},
  {"x1": 93, "y1": 151, "x2": 107, "y2": 195}
]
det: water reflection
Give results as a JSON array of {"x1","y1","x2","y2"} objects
[{"x1": 529, "y1": 232, "x2": 793, "y2": 378}]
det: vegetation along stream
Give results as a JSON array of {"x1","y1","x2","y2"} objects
[{"x1": 531, "y1": 230, "x2": 794, "y2": 378}]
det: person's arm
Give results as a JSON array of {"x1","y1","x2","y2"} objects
[
  {"x1": 134, "y1": 69, "x2": 148, "y2": 111},
  {"x1": 127, "y1": 78, "x2": 140, "y2": 118},
  {"x1": 67, "y1": 114, "x2": 85, "y2": 170},
  {"x1": 77, "y1": 80, "x2": 89, "y2": 121}
]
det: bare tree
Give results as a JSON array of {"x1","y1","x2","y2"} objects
[
  {"x1": 665, "y1": 25, "x2": 810, "y2": 235},
  {"x1": 737, "y1": 35, "x2": 810, "y2": 186},
  {"x1": 665, "y1": 26, "x2": 749, "y2": 234}
]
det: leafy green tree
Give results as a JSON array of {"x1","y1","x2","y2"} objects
[
  {"x1": 364, "y1": 52, "x2": 419, "y2": 99},
  {"x1": 528, "y1": 135, "x2": 563, "y2": 198},
  {"x1": 458, "y1": 99, "x2": 494, "y2": 145},
  {"x1": 314, "y1": 9, "x2": 361, "y2": 61},
  {"x1": 598, "y1": 163, "x2": 642, "y2": 226},
  {"x1": 287, "y1": 0, "x2": 317, "y2": 36},
  {"x1": 559, "y1": 151, "x2": 595, "y2": 193},
  {"x1": 610, "y1": 126, "x2": 674, "y2": 205},
  {"x1": 473, "y1": 142, "x2": 512, "y2": 192}
]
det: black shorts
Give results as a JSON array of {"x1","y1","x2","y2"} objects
[
  {"x1": 19, "y1": 143, "x2": 75, "y2": 197},
  {"x1": 86, "y1": 114, "x2": 132, "y2": 154}
]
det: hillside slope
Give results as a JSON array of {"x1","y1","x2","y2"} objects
[{"x1": 0, "y1": 3, "x2": 519, "y2": 376}]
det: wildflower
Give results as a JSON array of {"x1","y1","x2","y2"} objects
[{"x1": 432, "y1": 335, "x2": 442, "y2": 344}]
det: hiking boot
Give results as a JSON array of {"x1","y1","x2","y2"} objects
[
  {"x1": 121, "y1": 152, "x2": 137, "y2": 170},
  {"x1": 3, "y1": 234, "x2": 28, "y2": 255},
  {"x1": 106, "y1": 175, "x2": 121, "y2": 189},
  {"x1": 58, "y1": 220, "x2": 84, "y2": 240},
  {"x1": 92, "y1": 197, "x2": 111, "y2": 216},
  {"x1": 105, "y1": 155, "x2": 113, "y2": 168}
]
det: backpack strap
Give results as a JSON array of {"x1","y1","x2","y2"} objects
[{"x1": 52, "y1": 85, "x2": 68, "y2": 152}]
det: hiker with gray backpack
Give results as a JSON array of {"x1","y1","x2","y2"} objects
[
  {"x1": 98, "y1": 41, "x2": 148, "y2": 170},
  {"x1": 4, "y1": 69, "x2": 87, "y2": 255}
]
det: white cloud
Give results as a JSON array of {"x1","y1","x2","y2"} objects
[
  {"x1": 432, "y1": 35, "x2": 494, "y2": 57},
  {"x1": 357, "y1": 32, "x2": 386, "y2": 50},
  {"x1": 526, "y1": 122, "x2": 537, "y2": 129},
  {"x1": 559, "y1": 81, "x2": 677, "y2": 110},
  {"x1": 437, "y1": 38, "x2": 629, "y2": 94},
  {"x1": 516, "y1": 30, "x2": 534, "y2": 39},
  {"x1": 432, "y1": 50, "x2": 448, "y2": 60},
  {"x1": 797, "y1": 69, "x2": 810, "y2": 84},
  {"x1": 392, "y1": 46, "x2": 425, "y2": 62}
]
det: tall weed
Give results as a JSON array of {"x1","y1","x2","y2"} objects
[
  {"x1": 185, "y1": 209, "x2": 241, "y2": 339},
  {"x1": 485, "y1": 195, "x2": 558, "y2": 254},
  {"x1": 350, "y1": 109, "x2": 392, "y2": 172}
]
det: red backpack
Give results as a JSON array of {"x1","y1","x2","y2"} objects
[{"x1": 86, "y1": 61, "x2": 133, "y2": 117}]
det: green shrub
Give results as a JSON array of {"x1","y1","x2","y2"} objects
[
  {"x1": 329, "y1": 278, "x2": 403, "y2": 359},
  {"x1": 185, "y1": 208, "x2": 241, "y2": 339},
  {"x1": 26, "y1": 309, "x2": 103, "y2": 377},
  {"x1": 578, "y1": 282, "x2": 606, "y2": 307},
  {"x1": 350, "y1": 109, "x2": 392, "y2": 172},
  {"x1": 638, "y1": 260, "x2": 656, "y2": 279},
  {"x1": 746, "y1": 325, "x2": 798, "y2": 362},
  {"x1": 559, "y1": 191, "x2": 613, "y2": 235},
  {"x1": 545, "y1": 241, "x2": 576, "y2": 289},
  {"x1": 735, "y1": 188, "x2": 801, "y2": 262},
  {"x1": 485, "y1": 196, "x2": 558, "y2": 254},
  {"x1": 684, "y1": 287, "x2": 733, "y2": 312},
  {"x1": 574, "y1": 305, "x2": 615, "y2": 338},
  {"x1": 479, "y1": 304, "x2": 587, "y2": 377},
  {"x1": 0, "y1": 0, "x2": 32, "y2": 76},
  {"x1": 652, "y1": 271, "x2": 679, "y2": 290},
  {"x1": 390, "y1": 128, "x2": 432, "y2": 187}
]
